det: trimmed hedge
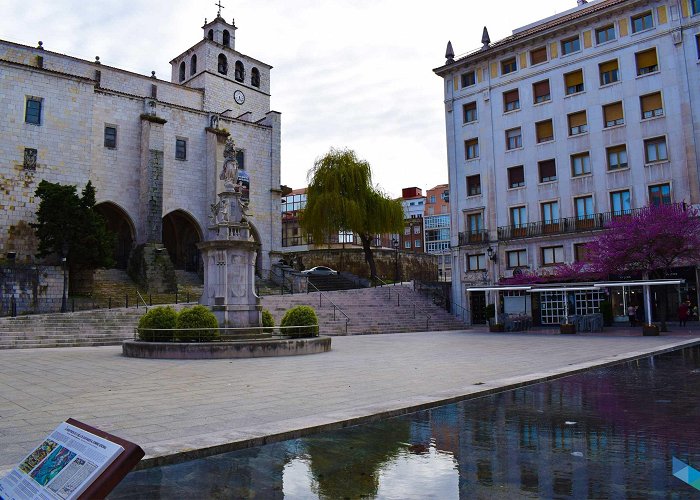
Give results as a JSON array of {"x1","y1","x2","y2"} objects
[
  {"x1": 137, "y1": 306, "x2": 177, "y2": 341},
  {"x1": 280, "y1": 305, "x2": 319, "y2": 338},
  {"x1": 262, "y1": 309, "x2": 275, "y2": 328},
  {"x1": 176, "y1": 305, "x2": 220, "y2": 342}
]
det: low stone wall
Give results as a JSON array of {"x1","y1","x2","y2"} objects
[
  {"x1": 282, "y1": 248, "x2": 437, "y2": 281},
  {"x1": 0, "y1": 264, "x2": 64, "y2": 315},
  {"x1": 122, "y1": 337, "x2": 331, "y2": 359}
]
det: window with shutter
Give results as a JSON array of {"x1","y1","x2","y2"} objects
[
  {"x1": 603, "y1": 102, "x2": 624, "y2": 127},
  {"x1": 606, "y1": 145, "x2": 628, "y2": 170},
  {"x1": 533, "y1": 80, "x2": 551, "y2": 103},
  {"x1": 568, "y1": 111, "x2": 588, "y2": 135},
  {"x1": 564, "y1": 70, "x2": 584, "y2": 95},
  {"x1": 530, "y1": 47, "x2": 548, "y2": 65},
  {"x1": 508, "y1": 166, "x2": 525, "y2": 188},
  {"x1": 503, "y1": 89, "x2": 520, "y2": 112},
  {"x1": 536, "y1": 120, "x2": 554, "y2": 143},
  {"x1": 539, "y1": 160, "x2": 557, "y2": 183},
  {"x1": 599, "y1": 60, "x2": 619, "y2": 85},
  {"x1": 640, "y1": 92, "x2": 663, "y2": 119},
  {"x1": 635, "y1": 48, "x2": 658, "y2": 75}
]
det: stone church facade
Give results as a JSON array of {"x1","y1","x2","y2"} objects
[{"x1": 0, "y1": 13, "x2": 282, "y2": 283}]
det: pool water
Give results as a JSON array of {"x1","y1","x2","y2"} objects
[{"x1": 111, "y1": 346, "x2": 700, "y2": 499}]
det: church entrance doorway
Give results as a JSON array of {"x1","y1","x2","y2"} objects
[
  {"x1": 162, "y1": 210, "x2": 202, "y2": 272},
  {"x1": 94, "y1": 202, "x2": 135, "y2": 269}
]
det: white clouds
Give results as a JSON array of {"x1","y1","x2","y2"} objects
[{"x1": 1, "y1": 0, "x2": 568, "y2": 196}]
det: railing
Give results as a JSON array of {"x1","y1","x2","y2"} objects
[
  {"x1": 134, "y1": 324, "x2": 320, "y2": 342},
  {"x1": 136, "y1": 290, "x2": 149, "y2": 312},
  {"x1": 497, "y1": 207, "x2": 646, "y2": 240},
  {"x1": 374, "y1": 277, "x2": 432, "y2": 330},
  {"x1": 458, "y1": 230, "x2": 490, "y2": 246},
  {"x1": 414, "y1": 279, "x2": 470, "y2": 324},
  {"x1": 306, "y1": 281, "x2": 350, "y2": 334}
]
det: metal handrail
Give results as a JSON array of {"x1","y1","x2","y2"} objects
[
  {"x1": 306, "y1": 281, "x2": 350, "y2": 334},
  {"x1": 377, "y1": 277, "x2": 433, "y2": 330},
  {"x1": 414, "y1": 279, "x2": 469, "y2": 324},
  {"x1": 135, "y1": 290, "x2": 148, "y2": 312}
]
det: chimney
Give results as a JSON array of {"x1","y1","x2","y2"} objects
[{"x1": 577, "y1": 0, "x2": 587, "y2": 5}]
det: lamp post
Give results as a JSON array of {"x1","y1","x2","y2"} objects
[
  {"x1": 61, "y1": 242, "x2": 68, "y2": 313},
  {"x1": 392, "y1": 238, "x2": 399, "y2": 283}
]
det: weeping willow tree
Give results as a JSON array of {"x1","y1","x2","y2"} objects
[{"x1": 301, "y1": 148, "x2": 404, "y2": 279}]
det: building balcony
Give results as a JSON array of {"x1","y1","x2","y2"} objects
[
  {"x1": 458, "y1": 230, "x2": 490, "y2": 246},
  {"x1": 497, "y1": 207, "x2": 645, "y2": 241}
]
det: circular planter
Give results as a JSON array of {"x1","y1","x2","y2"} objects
[
  {"x1": 123, "y1": 337, "x2": 331, "y2": 359},
  {"x1": 489, "y1": 323, "x2": 505, "y2": 333},
  {"x1": 642, "y1": 324, "x2": 660, "y2": 336},
  {"x1": 559, "y1": 323, "x2": 576, "y2": 335}
]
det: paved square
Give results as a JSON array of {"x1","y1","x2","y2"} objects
[{"x1": 0, "y1": 330, "x2": 698, "y2": 471}]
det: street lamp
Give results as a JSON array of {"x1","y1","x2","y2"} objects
[
  {"x1": 392, "y1": 238, "x2": 399, "y2": 283},
  {"x1": 487, "y1": 245, "x2": 497, "y2": 262}
]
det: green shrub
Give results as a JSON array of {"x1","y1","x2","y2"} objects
[
  {"x1": 176, "y1": 305, "x2": 220, "y2": 342},
  {"x1": 484, "y1": 304, "x2": 495, "y2": 320},
  {"x1": 137, "y1": 306, "x2": 177, "y2": 341},
  {"x1": 262, "y1": 309, "x2": 275, "y2": 328},
  {"x1": 280, "y1": 305, "x2": 319, "y2": 338}
]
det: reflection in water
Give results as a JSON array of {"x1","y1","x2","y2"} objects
[{"x1": 112, "y1": 346, "x2": 700, "y2": 499}]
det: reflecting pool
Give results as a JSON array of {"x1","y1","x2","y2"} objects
[{"x1": 111, "y1": 346, "x2": 700, "y2": 499}]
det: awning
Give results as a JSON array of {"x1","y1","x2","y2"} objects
[{"x1": 593, "y1": 280, "x2": 684, "y2": 287}]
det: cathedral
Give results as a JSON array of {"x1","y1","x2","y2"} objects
[{"x1": 0, "y1": 9, "x2": 282, "y2": 287}]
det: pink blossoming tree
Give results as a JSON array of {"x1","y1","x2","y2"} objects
[{"x1": 585, "y1": 203, "x2": 700, "y2": 277}]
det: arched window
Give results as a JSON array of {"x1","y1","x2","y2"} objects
[
  {"x1": 218, "y1": 54, "x2": 228, "y2": 75},
  {"x1": 190, "y1": 54, "x2": 197, "y2": 75},
  {"x1": 251, "y1": 67, "x2": 260, "y2": 87},
  {"x1": 207, "y1": 29, "x2": 214, "y2": 41},
  {"x1": 223, "y1": 30, "x2": 230, "y2": 47},
  {"x1": 234, "y1": 61, "x2": 244, "y2": 82},
  {"x1": 179, "y1": 61, "x2": 186, "y2": 82}
]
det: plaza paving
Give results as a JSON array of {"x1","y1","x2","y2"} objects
[{"x1": 1, "y1": 328, "x2": 699, "y2": 473}]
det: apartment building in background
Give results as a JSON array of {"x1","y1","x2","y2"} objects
[
  {"x1": 435, "y1": 0, "x2": 700, "y2": 323},
  {"x1": 424, "y1": 184, "x2": 452, "y2": 281}
]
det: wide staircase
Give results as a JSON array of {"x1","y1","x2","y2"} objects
[
  {"x1": 0, "y1": 284, "x2": 466, "y2": 349},
  {"x1": 0, "y1": 308, "x2": 146, "y2": 349},
  {"x1": 261, "y1": 284, "x2": 466, "y2": 335}
]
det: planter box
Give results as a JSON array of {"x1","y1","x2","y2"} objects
[
  {"x1": 489, "y1": 323, "x2": 505, "y2": 332},
  {"x1": 642, "y1": 324, "x2": 660, "y2": 336},
  {"x1": 560, "y1": 323, "x2": 576, "y2": 334}
]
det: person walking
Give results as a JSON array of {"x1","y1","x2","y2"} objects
[
  {"x1": 628, "y1": 304, "x2": 637, "y2": 327},
  {"x1": 678, "y1": 301, "x2": 690, "y2": 327}
]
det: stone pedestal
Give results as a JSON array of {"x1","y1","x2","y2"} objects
[
  {"x1": 198, "y1": 180, "x2": 261, "y2": 329},
  {"x1": 198, "y1": 239, "x2": 261, "y2": 328}
]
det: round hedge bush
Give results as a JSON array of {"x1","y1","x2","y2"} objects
[
  {"x1": 261, "y1": 309, "x2": 275, "y2": 328},
  {"x1": 137, "y1": 306, "x2": 177, "y2": 341},
  {"x1": 176, "y1": 305, "x2": 220, "y2": 342},
  {"x1": 280, "y1": 305, "x2": 319, "y2": 338}
]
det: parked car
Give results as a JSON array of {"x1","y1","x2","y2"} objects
[{"x1": 301, "y1": 266, "x2": 338, "y2": 276}]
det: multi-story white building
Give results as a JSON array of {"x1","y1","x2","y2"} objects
[
  {"x1": 435, "y1": 0, "x2": 700, "y2": 323},
  {"x1": 0, "y1": 10, "x2": 281, "y2": 281}
]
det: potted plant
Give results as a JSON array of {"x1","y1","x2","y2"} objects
[
  {"x1": 485, "y1": 304, "x2": 504, "y2": 332},
  {"x1": 642, "y1": 323, "x2": 660, "y2": 336},
  {"x1": 559, "y1": 322, "x2": 576, "y2": 334}
]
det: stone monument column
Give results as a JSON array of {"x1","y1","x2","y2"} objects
[{"x1": 198, "y1": 138, "x2": 262, "y2": 329}]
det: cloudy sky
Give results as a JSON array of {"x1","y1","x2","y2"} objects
[{"x1": 1, "y1": 0, "x2": 571, "y2": 197}]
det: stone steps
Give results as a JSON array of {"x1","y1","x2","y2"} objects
[{"x1": 0, "y1": 285, "x2": 465, "y2": 349}]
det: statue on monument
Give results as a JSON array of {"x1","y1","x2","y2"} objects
[{"x1": 220, "y1": 137, "x2": 239, "y2": 189}]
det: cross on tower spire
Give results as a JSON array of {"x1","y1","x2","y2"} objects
[{"x1": 215, "y1": 0, "x2": 225, "y2": 17}]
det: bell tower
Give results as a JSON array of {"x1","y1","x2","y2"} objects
[{"x1": 203, "y1": 2, "x2": 237, "y2": 50}]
